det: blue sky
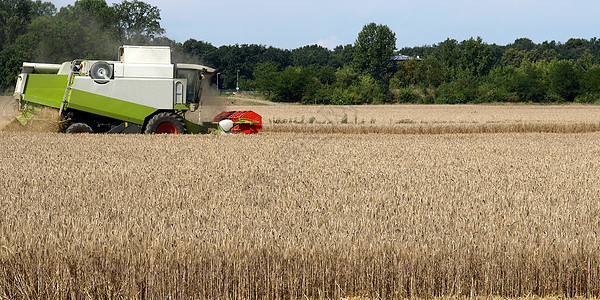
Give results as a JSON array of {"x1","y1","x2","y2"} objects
[{"x1": 49, "y1": 0, "x2": 600, "y2": 50}]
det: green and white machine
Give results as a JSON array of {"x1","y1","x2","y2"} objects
[{"x1": 13, "y1": 45, "x2": 216, "y2": 134}]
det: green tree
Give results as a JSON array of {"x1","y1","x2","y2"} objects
[
  {"x1": 500, "y1": 48, "x2": 527, "y2": 67},
  {"x1": 390, "y1": 58, "x2": 419, "y2": 88},
  {"x1": 334, "y1": 66, "x2": 359, "y2": 87},
  {"x1": 545, "y1": 59, "x2": 579, "y2": 102},
  {"x1": 0, "y1": 0, "x2": 55, "y2": 52},
  {"x1": 559, "y1": 38, "x2": 589, "y2": 60},
  {"x1": 113, "y1": 0, "x2": 164, "y2": 44},
  {"x1": 576, "y1": 65, "x2": 600, "y2": 103},
  {"x1": 356, "y1": 74, "x2": 387, "y2": 103},
  {"x1": 435, "y1": 70, "x2": 478, "y2": 104},
  {"x1": 0, "y1": 0, "x2": 172, "y2": 92},
  {"x1": 194, "y1": 43, "x2": 292, "y2": 90},
  {"x1": 510, "y1": 38, "x2": 536, "y2": 51},
  {"x1": 329, "y1": 44, "x2": 353, "y2": 68},
  {"x1": 353, "y1": 22, "x2": 396, "y2": 82},
  {"x1": 270, "y1": 66, "x2": 309, "y2": 102},
  {"x1": 330, "y1": 67, "x2": 387, "y2": 105},
  {"x1": 415, "y1": 54, "x2": 444, "y2": 87},
  {"x1": 291, "y1": 44, "x2": 330, "y2": 67},
  {"x1": 438, "y1": 38, "x2": 460, "y2": 69},
  {"x1": 0, "y1": 0, "x2": 55, "y2": 91},
  {"x1": 330, "y1": 67, "x2": 359, "y2": 105},
  {"x1": 182, "y1": 39, "x2": 217, "y2": 63},
  {"x1": 478, "y1": 66, "x2": 517, "y2": 103},
  {"x1": 31, "y1": 0, "x2": 121, "y2": 62},
  {"x1": 458, "y1": 37, "x2": 498, "y2": 76},
  {"x1": 252, "y1": 62, "x2": 279, "y2": 94},
  {"x1": 508, "y1": 61, "x2": 546, "y2": 102},
  {"x1": 263, "y1": 46, "x2": 292, "y2": 69}
]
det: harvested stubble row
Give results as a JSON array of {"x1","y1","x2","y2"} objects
[
  {"x1": 0, "y1": 131, "x2": 599, "y2": 299},
  {"x1": 236, "y1": 104, "x2": 600, "y2": 125}
]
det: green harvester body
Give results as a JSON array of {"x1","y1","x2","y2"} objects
[{"x1": 13, "y1": 46, "x2": 215, "y2": 133}]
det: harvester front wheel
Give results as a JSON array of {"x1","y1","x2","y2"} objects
[
  {"x1": 65, "y1": 122, "x2": 93, "y2": 134},
  {"x1": 145, "y1": 112, "x2": 186, "y2": 134}
]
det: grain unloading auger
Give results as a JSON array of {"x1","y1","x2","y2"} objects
[{"x1": 12, "y1": 45, "x2": 262, "y2": 134}]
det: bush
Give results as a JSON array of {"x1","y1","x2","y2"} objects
[
  {"x1": 476, "y1": 82, "x2": 509, "y2": 103},
  {"x1": 578, "y1": 65, "x2": 600, "y2": 97},
  {"x1": 435, "y1": 72, "x2": 477, "y2": 104},
  {"x1": 356, "y1": 75, "x2": 386, "y2": 104},
  {"x1": 545, "y1": 59, "x2": 579, "y2": 102},
  {"x1": 575, "y1": 93, "x2": 600, "y2": 104},
  {"x1": 510, "y1": 61, "x2": 546, "y2": 102},
  {"x1": 394, "y1": 87, "x2": 423, "y2": 103},
  {"x1": 301, "y1": 84, "x2": 333, "y2": 104},
  {"x1": 331, "y1": 87, "x2": 358, "y2": 105}
]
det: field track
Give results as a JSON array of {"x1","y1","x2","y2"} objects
[{"x1": 1, "y1": 128, "x2": 599, "y2": 298}]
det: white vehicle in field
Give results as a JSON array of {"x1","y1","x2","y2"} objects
[{"x1": 14, "y1": 45, "x2": 262, "y2": 134}]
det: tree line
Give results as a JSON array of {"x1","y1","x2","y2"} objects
[
  {"x1": 2, "y1": 0, "x2": 600, "y2": 104},
  {"x1": 0, "y1": 0, "x2": 165, "y2": 92},
  {"x1": 202, "y1": 35, "x2": 600, "y2": 105}
]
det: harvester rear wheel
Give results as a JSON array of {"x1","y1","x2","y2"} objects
[
  {"x1": 65, "y1": 122, "x2": 93, "y2": 134},
  {"x1": 145, "y1": 112, "x2": 186, "y2": 134}
]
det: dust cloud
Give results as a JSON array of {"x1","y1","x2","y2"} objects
[
  {"x1": 185, "y1": 75, "x2": 230, "y2": 128},
  {"x1": 0, "y1": 97, "x2": 61, "y2": 133},
  {"x1": 172, "y1": 49, "x2": 230, "y2": 127},
  {"x1": 0, "y1": 96, "x2": 19, "y2": 130}
]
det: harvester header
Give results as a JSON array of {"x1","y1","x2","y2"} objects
[{"x1": 12, "y1": 45, "x2": 261, "y2": 134}]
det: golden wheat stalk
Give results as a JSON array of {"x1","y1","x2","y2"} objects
[{"x1": 0, "y1": 131, "x2": 599, "y2": 298}]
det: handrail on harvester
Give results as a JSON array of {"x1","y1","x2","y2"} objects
[{"x1": 58, "y1": 60, "x2": 79, "y2": 117}]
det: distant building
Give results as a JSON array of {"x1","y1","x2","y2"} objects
[
  {"x1": 390, "y1": 54, "x2": 422, "y2": 71},
  {"x1": 390, "y1": 54, "x2": 422, "y2": 62}
]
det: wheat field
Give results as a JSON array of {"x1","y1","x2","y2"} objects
[
  {"x1": 236, "y1": 104, "x2": 600, "y2": 135},
  {"x1": 1, "y1": 118, "x2": 599, "y2": 298},
  {"x1": 236, "y1": 104, "x2": 600, "y2": 125}
]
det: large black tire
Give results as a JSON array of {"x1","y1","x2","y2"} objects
[
  {"x1": 144, "y1": 112, "x2": 186, "y2": 134},
  {"x1": 65, "y1": 122, "x2": 93, "y2": 134}
]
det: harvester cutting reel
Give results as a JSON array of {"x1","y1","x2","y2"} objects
[{"x1": 213, "y1": 110, "x2": 262, "y2": 134}]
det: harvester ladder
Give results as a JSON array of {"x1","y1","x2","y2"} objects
[{"x1": 58, "y1": 60, "x2": 79, "y2": 116}]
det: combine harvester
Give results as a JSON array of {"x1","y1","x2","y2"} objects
[{"x1": 12, "y1": 45, "x2": 261, "y2": 134}]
